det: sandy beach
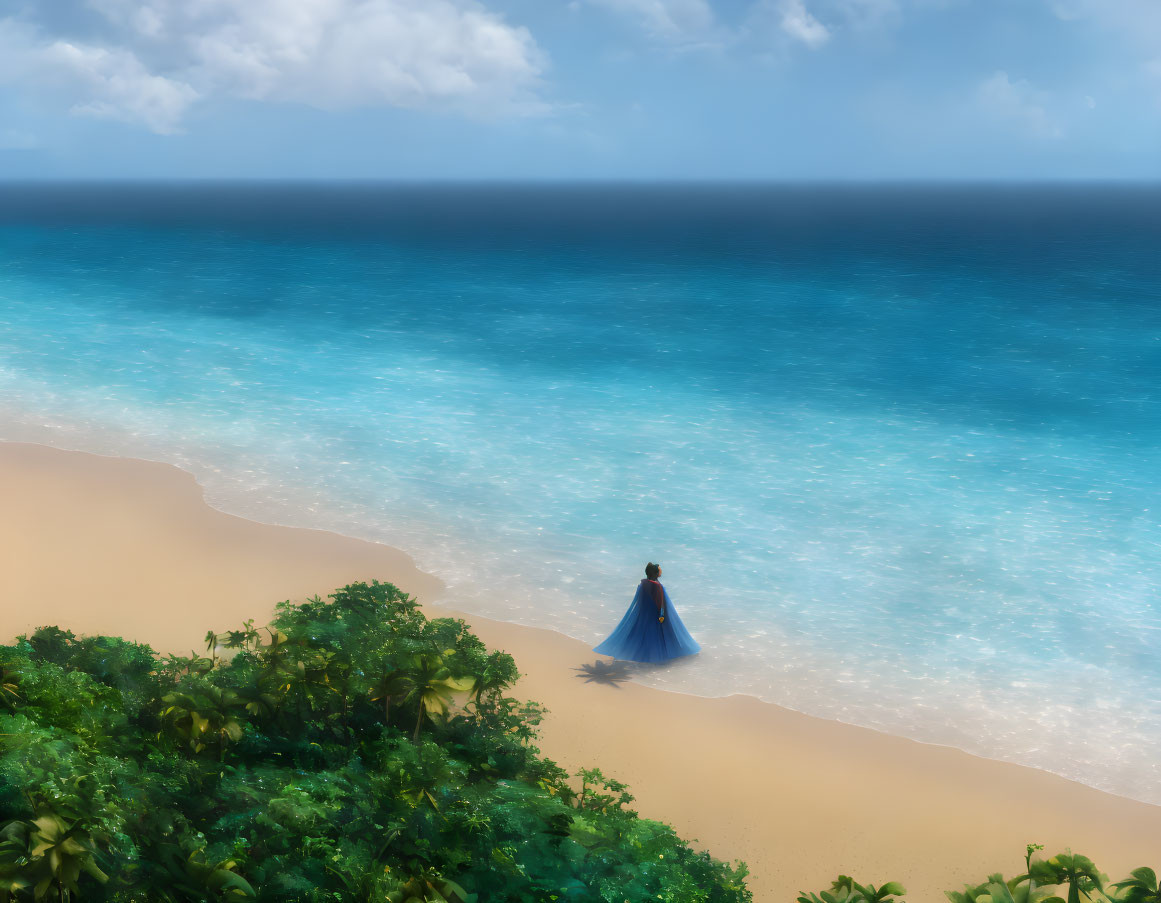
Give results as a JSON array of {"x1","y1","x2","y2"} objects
[{"x1": 2, "y1": 440, "x2": 1158, "y2": 902}]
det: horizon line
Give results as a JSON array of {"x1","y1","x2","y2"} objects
[{"x1": 1, "y1": 176, "x2": 1159, "y2": 187}]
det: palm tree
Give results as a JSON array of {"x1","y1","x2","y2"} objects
[
  {"x1": 204, "y1": 631, "x2": 219, "y2": 667},
  {"x1": 404, "y1": 654, "x2": 475, "y2": 742},
  {"x1": 369, "y1": 665, "x2": 414, "y2": 725},
  {"x1": 1030, "y1": 853, "x2": 1105, "y2": 903},
  {"x1": 465, "y1": 653, "x2": 513, "y2": 723}
]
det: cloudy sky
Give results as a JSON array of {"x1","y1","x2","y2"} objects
[{"x1": 0, "y1": 0, "x2": 1158, "y2": 178}]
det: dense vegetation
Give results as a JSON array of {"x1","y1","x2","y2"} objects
[
  {"x1": 0, "y1": 581, "x2": 752, "y2": 902},
  {"x1": 5, "y1": 581, "x2": 1154, "y2": 903},
  {"x1": 798, "y1": 845, "x2": 1161, "y2": 903}
]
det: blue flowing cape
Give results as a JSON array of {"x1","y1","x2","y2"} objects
[{"x1": 593, "y1": 580, "x2": 701, "y2": 663}]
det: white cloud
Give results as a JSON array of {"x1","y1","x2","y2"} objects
[
  {"x1": 742, "y1": 0, "x2": 833, "y2": 51},
  {"x1": 773, "y1": 0, "x2": 958, "y2": 40},
  {"x1": 43, "y1": 40, "x2": 199, "y2": 133},
  {"x1": 585, "y1": 0, "x2": 718, "y2": 45},
  {"x1": 0, "y1": 19, "x2": 194, "y2": 134},
  {"x1": 779, "y1": 0, "x2": 830, "y2": 47},
  {"x1": 0, "y1": 0, "x2": 547, "y2": 133},
  {"x1": 747, "y1": 0, "x2": 945, "y2": 53},
  {"x1": 977, "y1": 70, "x2": 1063, "y2": 139}
]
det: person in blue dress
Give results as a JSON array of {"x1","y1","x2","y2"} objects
[{"x1": 593, "y1": 562, "x2": 701, "y2": 663}]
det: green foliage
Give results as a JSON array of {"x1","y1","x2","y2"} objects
[
  {"x1": 0, "y1": 808, "x2": 108, "y2": 902},
  {"x1": 1030, "y1": 853, "x2": 1106, "y2": 903},
  {"x1": 146, "y1": 843, "x2": 256, "y2": 901},
  {"x1": 802, "y1": 845, "x2": 1158, "y2": 903},
  {"x1": 945, "y1": 873, "x2": 1056, "y2": 903},
  {"x1": 0, "y1": 581, "x2": 752, "y2": 902},
  {"x1": 404, "y1": 653, "x2": 476, "y2": 742},
  {"x1": 1112, "y1": 868, "x2": 1161, "y2": 903},
  {"x1": 575, "y1": 767, "x2": 634, "y2": 814},
  {"x1": 0, "y1": 661, "x2": 21, "y2": 710},
  {"x1": 798, "y1": 876, "x2": 905, "y2": 903}
]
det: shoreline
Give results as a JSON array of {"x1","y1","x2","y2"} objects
[
  {"x1": 2, "y1": 439, "x2": 1159, "y2": 901},
  {"x1": 6, "y1": 435, "x2": 1151, "y2": 810},
  {"x1": 9, "y1": 422, "x2": 1161, "y2": 807}
]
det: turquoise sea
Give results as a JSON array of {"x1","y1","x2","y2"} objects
[{"x1": 1, "y1": 184, "x2": 1158, "y2": 803}]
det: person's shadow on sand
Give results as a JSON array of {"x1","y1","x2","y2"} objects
[{"x1": 573, "y1": 659, "x2": 633, "y2": 687}]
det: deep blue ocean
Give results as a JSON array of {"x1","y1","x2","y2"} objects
[{"x1": 1, "y1": 184, "x2": 1159, "y2": 802}]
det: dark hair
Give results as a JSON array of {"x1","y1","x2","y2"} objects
[{"x1": 645, "y1": 562, "x2": 660, "y2": 580}]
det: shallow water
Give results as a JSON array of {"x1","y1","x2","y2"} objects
[{"x1": 1, "y1": 183, "x2": 1159, "y2": 802}]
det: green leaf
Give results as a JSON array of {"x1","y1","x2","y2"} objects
[
  {"x1": 80, "y1": 858, "x2": 109, "y2": 884},
  {"x1": 1131, "y1": 869, "x2": 1158, "y2": 890},
  {"x1": 207, "y1": 870, "x2": 256, "y2": 897},
  {"x1": 985, "y1": 882, "x2": 1015, "y2": 903}
]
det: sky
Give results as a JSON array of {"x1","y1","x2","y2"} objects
[{"x1": 0, "y1": 0, "x2": 1158, "y2": 179}]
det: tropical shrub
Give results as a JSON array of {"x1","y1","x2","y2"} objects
[
  {"x1": 0, "y1": 581, "x2": 752, "y2": 902},
  {"x1": 799, "y1": 843, "x2": 1160, "y2": 903}
]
